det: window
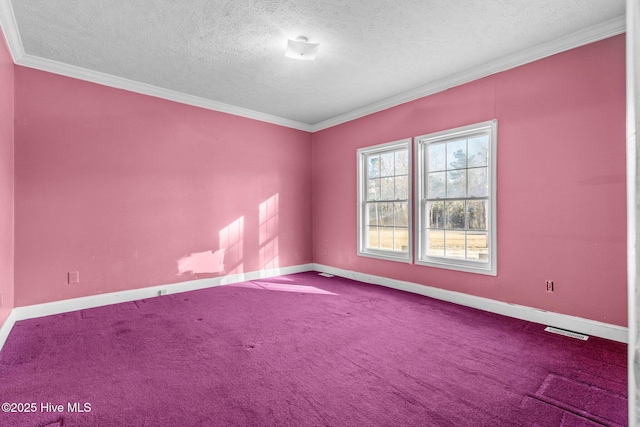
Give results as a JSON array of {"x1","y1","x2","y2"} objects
[
  {"x1": 415, "y1": 120, "x2": 497, "y2": 275},
  {"x1": 357, "y1": 139, "x2": 412, "y2": 262}
]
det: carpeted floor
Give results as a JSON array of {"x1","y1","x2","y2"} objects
[{"x1": 0, "y1": 272, "x2": 627, "y2": 426}]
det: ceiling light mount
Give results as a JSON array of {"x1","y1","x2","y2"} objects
[{"x1": 285, "y1": 36, "x2": 319, "y2": 61}]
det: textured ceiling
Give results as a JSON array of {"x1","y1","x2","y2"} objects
[{"x1": 0, "y1": 0, "x2": 627, "y2": 130}]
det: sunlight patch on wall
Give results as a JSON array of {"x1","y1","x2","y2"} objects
[
  {"x1": 177, "y1": 249, "x2": 226, "y2": 275},
  {"x1": 259, "y1": 194, "x2": 279, "y2": 270},
  {"x1": 220, "y1": 216, "x2": 244, "y2": 275}
]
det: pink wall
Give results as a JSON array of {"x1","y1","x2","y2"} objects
[
  {"x1": 312, "y1": 35, "x2": 627, "y2": 326},
  {"x1": 0, "y1": 31, "x2": 14, "y2": 327},
  {"x1": 14, "y1": 69, "x2": 312, "y2": 306},
  {"x1": 9, "y1": 34, "x2": 628, "y2": 328}
]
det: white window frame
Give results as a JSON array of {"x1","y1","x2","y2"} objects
[
  {"x1": 357, "y1": 139, "x2": 412, "y2": 263},
  {"x1": 415, "y1": 120, "x2": 497, "y2": 275}
]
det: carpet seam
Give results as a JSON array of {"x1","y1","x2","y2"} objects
[{"x1": 524, "y1": 393, "x2": 623, "y2": 427}]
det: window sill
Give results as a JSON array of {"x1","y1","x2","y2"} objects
[
  {"x1": 415, "y1": 258, "x2": 497, "y2": 276},
  {"x1": 358, "y1": 250, "x2": 412, "y2": 264}
]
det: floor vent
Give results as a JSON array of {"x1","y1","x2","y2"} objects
[
  {"x1": 544, "y1": 326, "x2": 589, "y2": 341},
  {"x1": 318, "y1": 272, "x2": 335, "y2": 278}
]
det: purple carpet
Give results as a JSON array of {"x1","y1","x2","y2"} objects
[{"x1": 0, "y1": 272, "x2": 627, "y2": 426}]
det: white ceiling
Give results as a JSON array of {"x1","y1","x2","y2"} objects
[{"x1": 0, "y1": 1, "x2": 627, "y2": 131}]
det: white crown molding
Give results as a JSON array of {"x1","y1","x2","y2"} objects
[
  {"x1": 16, "y1": 54, "x2": 314, "y2": 132},
  {"x1": 312, "y1": 263, "x2": 628, "y2": 343},
  {"x1": 0, "y1": 0, "x2": 24, "y2": 62},
  {"x1": 310, "y1": 16, "x2": 627, "y2": 132},
  {"x1": 0, "y1": 3, "x2": 626, "y2": 133},
  {"x1": 0, "y1": 0, "x2": 313, "y2": 132}
]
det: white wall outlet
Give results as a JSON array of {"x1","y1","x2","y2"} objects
[{"x1": 68, "y1": 271, "x2": 80, "y2": 284}]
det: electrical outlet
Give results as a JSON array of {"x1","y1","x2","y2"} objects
[
  {"x1": 68, "y1": 271, "x2": 80, "y2": 284},
  {"x1": 545, "y1": 280, "x2": 555, "y2": 292}
]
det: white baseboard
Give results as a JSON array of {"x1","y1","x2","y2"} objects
[
  {"x1": 312, "y1": 263, "x2": 628, "y2": 343},
  {"x1": 11, "y1": 264, "x2": 314, "y2": 322},
  {"x1": 0, "y1": 309, "x2": 16, "y2": 352},
  {"x1": 0, "y1": 262, "x2": 627, "y2": 353},
  {"x1": 0, "y1": 264, "x2": 310, "y2": 352}
]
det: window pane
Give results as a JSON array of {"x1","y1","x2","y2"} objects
[
  {"x1": 394, "y1": 175, "x2": 408, "y2": 200},
  {"x1": 447, "y1": 139, "x2": 466, "y2": 170},
  {"x1": 379, "y1": 227, "x2": 394, "y2": 249},
  {"x1": 428, "y1": 201, "x2": 444, "y2": 229},
  {"x1": 468, "y1": 135, "x2": 488, "y2": 167},
  {"x1": 395, "y1": 150, "x2": 408, "y2": 175},
  {"x1": 394, "y1": 228, "x2": 409, "y2": 252},
  {"x1": 416, "y1": 121, "x2": 495, "y2": 273},
  {"x1": 466, "y1": 231, "x2": 488, "y2": 261},
  {"x1": 428, "y1": 143, "x2": 445, "y2": 172},
  {"x1": 379, "y1": 203, "x2": 394, "y2": 226},
  {"x1": 468, "y1": 167, "x2": 488, "y2": 197},
  {"x1": 444, "y1": 230, "x2": 465, "y2": 258},
  {"x1": 446, "y1": 170, "x2": 466, "y2": 198},
  {"x1": 467, "y1": 200, "x2": 487, "y2": 230},
  {"x1": 367, "y1": 203, "x2": 379, "y2": 226},
  {"x1": 367, "y1": 178, "x2": 380, "y2": 201},
  {"x1": 428, "y1": 171, "x2": 446, "y2": 198},
  {"x1": 358, "y1": 140, "x2": 412, "y2": 261},
  {"x1": 380, "y1": 152, "x2": 395, "y2": 177},
  {"x1": 394, "y1": 202, "x2": 409, "y2": 227},
  {"x1": 445, "y1": 201, "x2": 465, "y2": 229},
  {"x1": 380, "y1": 177, "x2": 395, "y2": 200},
  {"x1": 368, "y1": 155, "x2": 380, "y2": 178},
  {"x1": 367, "y1": 226, "x2": 379, "y2": 248},
  {"x1": 427, "y1": 229, "x2": 445, "y2": 257}
]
